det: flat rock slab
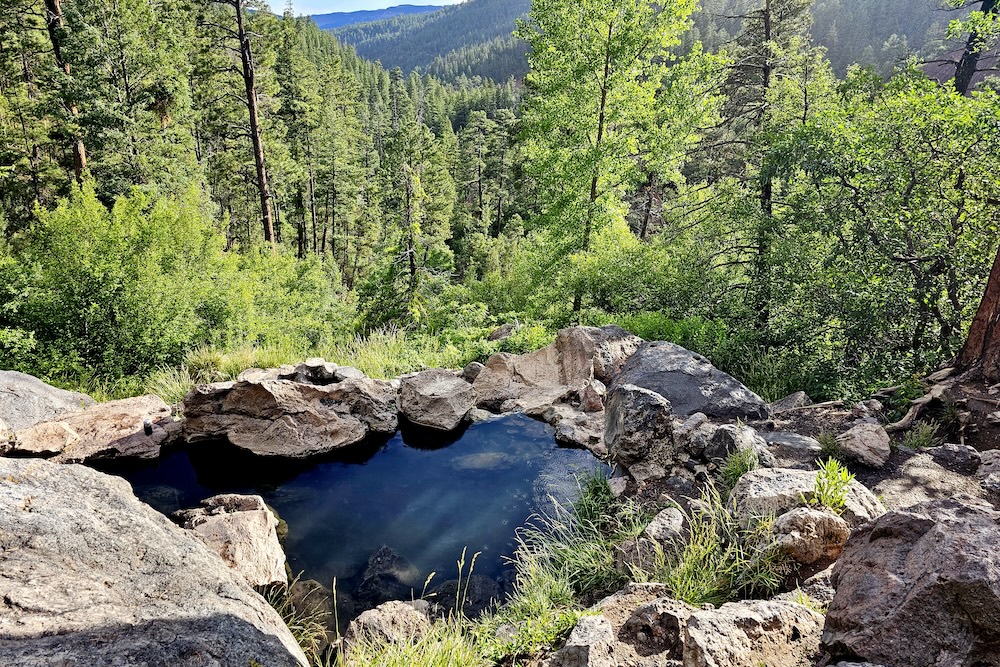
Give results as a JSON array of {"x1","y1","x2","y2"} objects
[
  {"x1": 0, "y1": 458, "x2": 307, "y2": 666},
  {"x1": 874, "y1": 452, "x2": 985, "y2": 510},
  {"x1": 12, "y1": 395, "x2": 174, "y2": 463},
  {"x1": 0, "y1": 370, "x2": 95, "y2": 431},
  {"x1": 615, "y1": 341, "x2": 769, "y2": 420},
  {"x1": 731, "y1": 467, "x2": 885, "y2": 529}
]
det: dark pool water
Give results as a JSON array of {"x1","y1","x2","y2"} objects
[{"x1": 112, "y1": 414, "x2": 604, "y2": 594}]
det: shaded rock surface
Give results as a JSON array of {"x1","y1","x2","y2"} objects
[
  {"x1": 874, "y1": 452, "x2": 985, "y2": 510},
  {"x1": 926, "y1": 443, "x2": 982, "y2": 476},
  {"x1": 354, "y1": 546, "x2": 422, "y2": 610},
  {"x1": 12, "y1": 395, "x2": 174, "y2": 463},
  {"x1": 605, "y1": 384, "x2": 674, "y2": 468},
  {"x1": 769, "y1": 391, "x2": 813, "y2": 413},
  {"x1": 683, "y1": 600, "x2": 824, "y2": 667},
  {"x1": 175, "y1": 494, "x2": 287, "y2": 587},
  {"x1": 0, "y1": 458, "x2": 307, "y2": 666},
  {"x1": 399, "y1": 368, "x2": 476, "y2": 431},
  {"x1": 763, "y1": 431, "x2": 823, "y2": 470},
  {"x1": 183, "y1": 376, "x2": 397, "y2": 458},
  {"x1": 823, "y1": 497, "x2": 1000, "y2": 667},
  {"x1": 431, "y1": 575, "x2": 501, "y2": 619},
  {"x1": 615, "y1": 342, "x2": 769, "y2": 420},
  {"x1": 0, "y1": 370, "x2": 95, "y2": 431}
]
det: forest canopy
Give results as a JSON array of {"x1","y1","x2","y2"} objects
[{"x1": 1, "y1": 0, "x2": 999, "y2": 404}]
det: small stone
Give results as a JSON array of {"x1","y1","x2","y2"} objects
[
  {"x1": 548, "y1": 615, "x2": 616, "y2": 667},
  {"x1": 629, "y1": 462, "x2": 667, "y2": 483},
  {"x1": 768, "y1": 391, "x2": 813, "y2": 413},
  {"x1": 643, "y1": 507, "x2": 685, "y2": 550},
  {"x1": 608, "y1": 477, "x2": 628, "y2": 498},
  {"x1": 772, "y1": 507, "x2": 851, "y2": 564},
  {"x1": 461, "y1": 362, "x2": 486, "y2": 383}
]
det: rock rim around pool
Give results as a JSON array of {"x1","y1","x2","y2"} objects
[
  {"x1": 0, "y1": 369, "x2": 96, "y2": 431},
  {"x1": 183, "y1": 372, "x2": 398, "y2": 458},
  {"x1": 0, "y1": 458, "x2": 307, "y2": 666}
]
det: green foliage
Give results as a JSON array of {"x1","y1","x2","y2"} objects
[
  {"x1": 720, "y1": 447, "x2": 760, "y2": 490},
  {"x1": 902, "y1": 420, "x2": 944, "y2": 449},
  {"x1": 817, "y1": 432, "x2": 841, "y2": 460},
  {"x1": 336, "y1": 616, "x2": 485, "y2": 667},
  {"x1": 808, "y1": 458, "x2": 855, "y2": 514},
  {"x1": 659, "y1": 486, "x2": 790, "y2": 605}
]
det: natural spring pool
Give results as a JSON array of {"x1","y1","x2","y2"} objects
[{"x1": 108, "y1": 413, "x2": 604, "y2": 614}]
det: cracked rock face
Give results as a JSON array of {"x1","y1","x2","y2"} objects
[
  {"x1": 823, "y1": 497, "x2": 1000, "y2": 667},
  {"x1": 183, "y1": 376, "x2": 397, "y2": 458},
  {"x1": 0, "y1": 458, "x2": 307, "y2": 667}
]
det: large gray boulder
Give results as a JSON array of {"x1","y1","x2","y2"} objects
[
  {"x1": 684, "y1": 600, "x2": 824, "y2": 667},
  {"x1": 615, "y1": 342, "x2": 768, "y2": 420},
  {"x1": 11, "y1": 394, "x2": 175, "y2": 463},
  {"x1": 548, "y1": 615, "x2": 617, "y2": 667},
  {"x1": 0, "y1": 458, "x2": 307, "y2": 666},
  {"x1": 604, "y1": 384, "x2": 674, "y2": 469},
  {"x1": 175, "y1": 494, "x2": 288, "y2": 587},
  {"x1": 0, "y1": 370, "x2": 95, "y2": 431},
  {"x1": 183, "y1": 376, "x2": 397, "y2": 458},
  {"x1": 822, "y1": 497, "x2": 1000, "y2": 667},
  {"x1": 836, "y1": 423, "x2": 891, "y2": 468},
  {"x1": 400, "y1": 368, "x2": 476, "y2": 431},
  {"x1": 473, "y1": 326, "x2": 642, "y2": 413},
  {"x1": 731, "y1": 467, "x2": 885, "y2": 529}
]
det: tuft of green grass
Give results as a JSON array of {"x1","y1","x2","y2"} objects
[
  {"x1": 659, "y1": 485, "x2": 790, "y2": 605},
  {"x1": 336, "y1": 616, "x2": 485, "y2": 667},
  {"x1": 259, "y1": 576, "x2": 330, "y2": 666},
  {"x1": 806, "y1": 458, "x2": 854, "y2": 514},
  {"x1": 901, "y1": 420, "x2": 944, "y2": 449},
  {"x1": 791, "y1": 589, "x2": 828, "y2": 614},
  {"x1": 144, "y1": 365, "x2": 196, "y2": 405},
  {"x1": 817, "y1": 432, "x2": 841, "y2": 460},
  {"x1": 720, "y1": 447, "x2": 759, "y2": 490}
]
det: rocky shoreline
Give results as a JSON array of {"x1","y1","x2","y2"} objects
[{"x1": 1, "y1": 326, "x2": 999, "y2": 666}]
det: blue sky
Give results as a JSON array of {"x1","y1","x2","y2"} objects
[{"x1": 285, "y1": 0, "x2": 462, "y2": 15}]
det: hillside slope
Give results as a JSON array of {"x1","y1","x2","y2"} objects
[
  {"x1": 333, "y1": 0, "x2": 530, "y2": 80},
  {"x1": 310, "y1": 5, "x2": 441, "y2": 31}
]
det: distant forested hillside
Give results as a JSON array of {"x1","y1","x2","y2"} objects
[
  {"x1": 333, "y1": 0, "x2": 531, "y2": 81},
  {"x1": 688, "y1": 0, "x2": 961, "y2": 76},
  {"x1": 309, "y1": 4, "x2": 441, "y2": 30}
]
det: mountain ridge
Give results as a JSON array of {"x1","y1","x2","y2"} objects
[{"x1": 309, "y1": 4, "x2": 442, "y2": 31}]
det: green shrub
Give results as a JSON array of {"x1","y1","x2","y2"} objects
[{"x1": 817, "y1": 432, "x2": 841, "y2": 460}]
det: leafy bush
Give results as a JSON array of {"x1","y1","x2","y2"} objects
[{"x1": 902, "y1": 420, "x2": 943, "y2": 449}]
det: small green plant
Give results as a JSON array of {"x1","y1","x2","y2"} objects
[
  {"x1": 808, "y1": 458, "x2": 855, "y2": 514},
  {"x1": 902, "y1": 420, "x2": 943, "y2": 449},
  {"x1": 817, "y1": 432, "x2": 841, "y2": 460},
  {"x1": 720, "y1": 447, "x2": 760, "y2": 490},
  {"x1": 791, "y1": 589, "x2": 828, "y2": 614}
]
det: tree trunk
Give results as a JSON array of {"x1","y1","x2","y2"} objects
[
  {"x1": 234, "y1": 0, "x2": 276, "y2": 251},
  {"x1": 955, "y1": 0, "x2": 998, "y2": 96},
  {"x1": 43, "y1": 0, "x2": 87, "y2": 184},
  {"x1": 957, "y1": 243, "x2": 1000, "y2": 381}
]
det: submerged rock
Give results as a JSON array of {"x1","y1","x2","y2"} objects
[
  {"x1": 615, "y1": 341, "x2": 769, "y2": 420},
  {"x1": 354, "y1": 546, "x2": 422, "y2": 610},
  {"x1": 0, "y1": 370, "x2": 95, "y2": 431},
  {"x1": 400, "y1": 368, "x2": 476, "y2": 431},
  {"x1": 0, "y1": 458, "x2": 307, "y2": 666},
  {"x1": 823, "y1": 497, "x2": 1000, "y2": 667},
  {"x1": 175, "y1": 494, "x2": 288, "y2": 587},
  {"x1": 11, "y1": 394, "x2": 175, "y2": 463},
  {"x1": 183, "y1": 376, "x2": 397, "y2": 458}
]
